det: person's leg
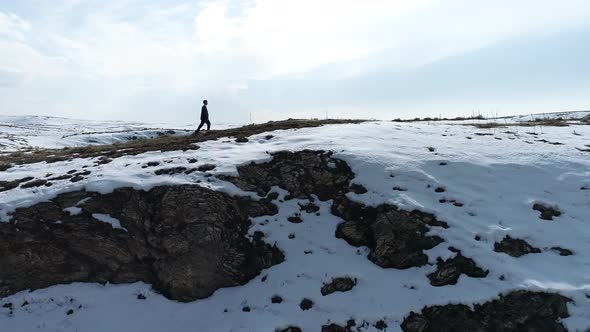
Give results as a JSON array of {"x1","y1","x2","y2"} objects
[
  {"x1": 206, "y1": 120, "x2": 211, "y2": 130},
  {"x1": 196, "y1": 121, "x2": 205, "y2": 133}
]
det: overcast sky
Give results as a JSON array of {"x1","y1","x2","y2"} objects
[{"x1": 1, "y1": 0, "x2": 589, "y2": 124}]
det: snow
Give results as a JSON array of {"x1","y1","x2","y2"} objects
[
  {"x1": 0, "y1": 115, "x2": 243, "y2": 152},
  {"x1": 63, "y1": 207, "x2": 82, "y2": 216},
  {"x1": 91, "y1": 214, "x2": 127, "y2": 232},
  {"x1": 1, "y1": 120, "x2": 590, "y2": 331}
]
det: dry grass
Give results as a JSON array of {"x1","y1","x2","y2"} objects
[
  {"x1": 0, "y1": 119, "x2": 365, "y2": 171},
  {"x1": 468, "y1": 118, "x2": 579, "y2": 129}
]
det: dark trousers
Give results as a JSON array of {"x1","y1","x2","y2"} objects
[{"x1": 196, "y1": 120, "x2": 210, "y2": 132}]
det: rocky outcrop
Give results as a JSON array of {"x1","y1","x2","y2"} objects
[
  {"x1": 333, "y1": 197, "x2": 448, "y2": 269},
  {"x1": 494, "y1": 235, "x2": 541, "y2": 257},
  {"x1": 401, "y1": 290, "x2": 570, "y2": 332},
  {"x1": 0, "y1": 185, "x2": 283, "y2": 302},
  {"x1": 223, "y1": 150, "x2": 450, "y2": 270},
  {"x1": 427, "y1": 253, "x2": 488, "y2": 286},
  {"x1": 219, "y1": 150, "x2": 354, "y2": 200}
]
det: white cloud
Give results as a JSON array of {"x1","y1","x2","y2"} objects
[
  {"x1": 0, "y1": 11, "x2": 30, "y2": 41},
  {"x1": 0, "y1": 0, "x2": 589, "y2": 121}
]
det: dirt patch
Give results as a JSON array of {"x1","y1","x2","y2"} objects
[
  {"x1": 551, "y1": 247, "x2": 573, "y2": 256},
  {"x1": 20, "y1": 179, "x2": 49, "y2": 188},
  {"x1": 154, "y1": 167, "x2": 187, "y2": 175},
  {"x1": 0, "y1": 119, "x2": 364, "y2": 171},
  {"x1": 494, "y1": 235, "x2": 541, "y2": 257},
  {"x1": 533, "y1": 203, "x2": 561, "y2": 220},
  {"x1": 276, "y1": 327, "x2": 302, "y2": 332},
  {"x1": 197, "y1": 164, "x2": 216, "y2": 172},
  {"x1": 401, "y1": 290, "x2": 570, "y2": 332},
  {"x1": 0, "y1": 177, "x2": 33, "y2": 192},
  {"x1": 321, "y1": 277, "x2": 356, "y2": 296},
  {"x1": 300, "y1": 298, "x2": 314, "y2": 310},
  {"x1": 0, "y1": 185, "x2": 283, "y2": 302}
]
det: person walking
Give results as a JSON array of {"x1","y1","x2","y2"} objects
[{"x1": 195, "y1": 99, "x2": 211, "y2": 134}]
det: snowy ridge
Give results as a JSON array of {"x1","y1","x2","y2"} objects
[
  {"x1": 0, "y1": 121, "x2": 589, "y2": 331},
  {"x1": 0, "y1": 115, "x2": 242, "y2": 152}
]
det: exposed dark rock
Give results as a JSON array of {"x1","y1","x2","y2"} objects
[
  {"x1": 0, "y1": 177, "x2": 34, "y2": 192},
  {"x1": 0, "y1": 185, "x2": 283, "y2": 302},
  {"x1": 0, "y1": 163, "x2": 11, "y2": 172},
  {"x1": 242, "y1": 306, "x2": 251, "y2": 312},
  {"x1": 154, "y1": 167, "x2": 187, "y2": 175},
  {"x1": 333, "y1": 197, "x2": 447, "y2": 269},
  {"x1": 137, "y1": 294, "x2": 146, "y2": 300},
  {"x1": 393, "y1": 186, "x2": 407, "y2": 191},
  {"x1": 142, "y1": 161, "x2": 160, "y2": 168},
  {"x1": 67, "y1": 169, "x2": 78, "y2": 174},
  {"x1": 219, "y1": 150, "x2": 354, "y2": 200},
  {"x1": 533, "y1": 203, "x2": 561, "y2": 220},
  {"x1": 321, "y1": 277, "x2": 356, "y2": 296},
  {"x1": 184, "y1": 168, "x2": 198, "y2": 175},
  {"x1": 299, "y1": 202, "x2": 320, "y2": 213},
  {"x1": 70, "y1": 175, "x2": 84, "y2": 182},
  {"x1": 187, "y1": 158, "x2": 197, "y2": 164},
  {"x1": 276, "y1": 327, "x2": 302, "y2": 332},
  {"x1": 350, "y1": 183, "x2": 368, "y2": 194},
  {"x1": 198, "y1": 164, "x2": 216, "y2": 172},
  {"x1": 271, "y1": 295, "x2": 283, "y2": 304},
  {"x1": 401, "y1": 290, "x2": 570, "y2": 332},
  {"x1": 236, "y1": 137, "x2": 249, "y2": 143},
  {"x1": 300, "y1": 298, "x2": 314, "y2": 310},
  {"x1": 494, "y1": 235, "x2": 541, "y2": 257},
  {"x1": 288, "y1": 215, "x2": 303, "y2": 224},
  {"x1": 434, "y1": 187, "x2": 445, "y2": 193},
  {"x1": 96, "y1": 157, "x2": 112, "y2": 165},
  {"x1": 374, "y1": 320, "x2": 387, "y2": 330},
  {"x1": 335, "y1": 219, "x2": 371, "y2": 247},
  {"x1": 265, "y1": 135, "x2": 274, "y2": 140},
  {"x1": 288, "y1": 234, "x2": 295, "y2": 239},
  {"x1": 66, "y1": 309, "x2": 74, "y2": 315},
  {"x1": 20, "y1": 179, "x2": 48, "y2": 188},
  {"x1": 322, "y1": 323, "x2": 347, "y2": 332},
  {"x1": 427, "y1": 253, "x2": 488, "y2": 286},
  {"x1": 551, "y1": 247, "x2": 573, "y2": 256},
  {"x1": 48, "y1": 174, "x2": 72, "y2": 181}
]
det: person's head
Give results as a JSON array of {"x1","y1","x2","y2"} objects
[{"x1": 203, "y1": 99, "x2": 208, "y2": 105}]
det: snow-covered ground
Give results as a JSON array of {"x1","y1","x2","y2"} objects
[
  {"x1": 1, "y1": 120, "x2": 589, "y2": 331},
  {"x1": 0, "y1": 115, "x2": 242, "y2": 152}
]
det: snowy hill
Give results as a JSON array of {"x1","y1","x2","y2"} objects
[
  {"x1": 0, "y1": 115, "x2": 241, "y2": 152},
  {"x1": 0, "y1": 119, "x2": 589, "y2": 331}
]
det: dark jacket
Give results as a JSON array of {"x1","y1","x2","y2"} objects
[{"x1": 200, "y1": 105, "x2": 209, "y2": 121}]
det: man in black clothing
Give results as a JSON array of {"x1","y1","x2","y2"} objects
[{"x1": 195, "y1": 99, "x2": 211, "y2": 134}]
